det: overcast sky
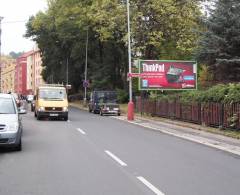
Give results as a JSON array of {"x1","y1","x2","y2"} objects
[{"x1": 0, "y1": 0, "x2": 47, "y2": 55}]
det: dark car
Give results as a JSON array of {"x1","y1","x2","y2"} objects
[
  {"x1": 88, "y1": 91, "x2": 120, "y2": 116},
  {"x1": 11, "y1": 93, "x2": 22, "y2": 107},
  {"x1": 31, "y1": 99, "x2": 35, "y2": 112}
]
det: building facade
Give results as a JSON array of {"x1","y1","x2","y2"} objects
[
  {"x1": 15, "y1": 53, "x2": 28, "y2": 95},
  {"x1": 0, "y1": 56, "x2": 16, "y2": 93},
  {"x1": 31, "y1": 47, "x2": 44, "y2": 93}
]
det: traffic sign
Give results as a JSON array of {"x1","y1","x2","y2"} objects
[{"x1": 83, "y1": 80, "x2": 89, "y2": 88}]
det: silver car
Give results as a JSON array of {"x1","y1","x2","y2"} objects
[{"x1": 0, "y1": 93, "x2": 26, "y2": 151}]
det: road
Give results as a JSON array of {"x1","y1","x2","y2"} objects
[{"x1": 0, "y1": 106, "x2": 240, "y2": 195}]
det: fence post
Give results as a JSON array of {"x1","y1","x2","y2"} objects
[{"x1": 219, "y1": 103, "x2": 224, "y2": 129}]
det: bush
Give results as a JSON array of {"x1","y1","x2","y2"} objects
[
  {"x1": 148, "y1": 83, "x2": 240, "y2": 104},
  {"x1": 116, "y1": 89, "x2": 128, "y2": 103}
]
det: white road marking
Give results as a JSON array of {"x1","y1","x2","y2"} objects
[
  {"x1": 77, "y1": 128, "x2": 86, "y2": 135},
  {"x1": 105, "y1": 150, "x2": 127, "y2": 167},
  {"x1": 137, "y1": 176, "x2": 165, "y2": 195}
]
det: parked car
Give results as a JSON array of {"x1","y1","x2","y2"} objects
[
  {"x1": 88, "y1": 90, "x2": 120, "y2": 116},
  {"x1": 27, "y1": 94, "x2": 34, "y2": 103},
  {"x1": 11, "y1": 93, "x2": 21, "y2": 107},
  {"x1": 31, "y1": 99, "x2": 35, "y2": 112},
  {"x1": 0, "y1": 93, "x2": 26, "y2": 151}
]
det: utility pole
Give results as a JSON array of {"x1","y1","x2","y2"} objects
[
  {"x1": 84, "y1": 27, "x2": 88, "y2": 106},
  {"x1": 126, "y1": 0, "x2": 134, "y2": 120},
  {"x1": 66, "y1": 57, "x2": 69, "y2": 94},
  {"x1": 66, "y1": 57, "x2": 68, "y2": 85},
  {"x1": 0, "y1": 16, "x2": 3, "y2": 93}
]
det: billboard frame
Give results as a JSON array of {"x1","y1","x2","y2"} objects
[{"x1": 138, "y1": 59, "x2": 198, "y2": 91}]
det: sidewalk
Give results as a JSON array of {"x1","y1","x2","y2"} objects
[{"x1": 70, "y1": 103, "x2": 240, "y2": 156}]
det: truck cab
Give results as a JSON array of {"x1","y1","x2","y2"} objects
[{"x1": 34, "y1": 84, "x2": 69, "y2": 120}]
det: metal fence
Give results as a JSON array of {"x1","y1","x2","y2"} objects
[{"x1": 135, "y1": 97, "x2": 240, "y2": 130}]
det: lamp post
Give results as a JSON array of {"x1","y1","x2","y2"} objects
[
  {"x1": 0, "y1": 16, "x2": 3, "y2": 93},
  {"x1": 83, "y1": 27, "x2": 89, "y2": 106},
  {"x1": 126, "y1": 0, "x2": 134, "y2": 120}
]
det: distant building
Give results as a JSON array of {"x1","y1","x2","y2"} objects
[
  {"x1": 0, "y1": 56, "x2": 16, "y2": 93},
  {"x1": 31, "y1": 46, "x2": 45, "y2": 94},
  {"x1": 15, "y1": 51, "x2": 33, "y2": 95},
  {"x1": 26, "y1": 51, "x2": 34, "y2": 94}
]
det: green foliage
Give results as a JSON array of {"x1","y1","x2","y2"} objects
[
  {"x1": 227, "y1": 114, "x2": 238, "y2": 128},
  {"x1": 116, "y1": 88, "x2": 129, "y2": 103},
  {"x1": 198, "y1": 64, "x2": 214, "y2": 89},
  {"x1": 196, "y1": 0, "x2": 240, "y2": 82},
  {"x1": 155, "y1": 83, "x2": 240, "y2": 104},
  {"x1": 25, "y1": 0, "x2": 203, "y2": 93}
]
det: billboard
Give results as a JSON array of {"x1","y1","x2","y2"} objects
[{"x1": 138, "y1": 60, "x2": 197, "y2": 90}]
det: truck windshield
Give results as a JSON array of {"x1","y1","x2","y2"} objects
[{"x1": 39, "y1": 89, "x2": 66, "y2": 100}]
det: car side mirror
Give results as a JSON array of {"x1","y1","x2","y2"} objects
[{"x1": 18, "y1": 108, "x2": 27, "y2": 114}]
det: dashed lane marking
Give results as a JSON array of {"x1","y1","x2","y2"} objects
[
  {"x1": 77, "y1": 128, "x2": 86, "y2": 135},
  {"x1": 137, "y1": 176, "x2": 165, "y2": 195},
  {"x1": 105, "y1": 150, "x2": 127, "y2": 167}
]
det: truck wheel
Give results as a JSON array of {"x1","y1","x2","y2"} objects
[{"x1": 37, "y1": 113, "x2": 41, "y2": 120}]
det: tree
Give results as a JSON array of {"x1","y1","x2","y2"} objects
[
  {"x1": 25, "y1": 0, "x2": 203, "y2": 95},
  {"x1": 196, "y1": 0, "x2": 240, "y2": 82},
  {"x1": 131, "y1": 0, "x2": 202, "y2": 60},
  {"x1": 9, "y1": 51, "x2": 24, "y2": 59}
]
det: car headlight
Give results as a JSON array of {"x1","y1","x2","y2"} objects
[
  {"x1": 63, "y1": 107, "x2": 68, "y2": 112},
  {"x1": 8, "y1": 122, "x2": 19, "y2": 132},
  {"x1": 38, "y1": 107, "x2": 45, "y2": 111},
  {"x1": 114, "y1": 108, "x2": 119, "y2": 111}
]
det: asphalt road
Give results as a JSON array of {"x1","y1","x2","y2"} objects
[{"x1": 0, "y1": 106, "x2": 240, "y2": 195}]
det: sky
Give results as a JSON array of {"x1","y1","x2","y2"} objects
[{"x1": 0, "y1": 0, "x2": 48, "y2": 55}]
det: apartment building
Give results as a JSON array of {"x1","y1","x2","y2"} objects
[
  {"x1": 0, "y1": 56, "x2": 16, "y2": 93},
  {"x1": 31, "y1": 47, "x2": 45, "y2": 93},
  {"x1": 14, "y1": 52, "x2": 32, "y2": 95},
  {"x1": 13, "y1": 47, "x2": 44, "y2": 95}
]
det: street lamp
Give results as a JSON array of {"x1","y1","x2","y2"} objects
[
  {"x1": 0, "y1": 16, "x2": 4, "y2": 93},
  {"x1": 126, "y1": 0, "x2": 134, "y2": 120}
]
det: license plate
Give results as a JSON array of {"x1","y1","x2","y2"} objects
[{"x1": 50, "y1": 113, "x2": 58, "y2": 116}]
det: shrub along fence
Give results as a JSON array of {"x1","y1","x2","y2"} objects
[{"x1": 135, "y1": 97, "x2": 240, "y2": 130}]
